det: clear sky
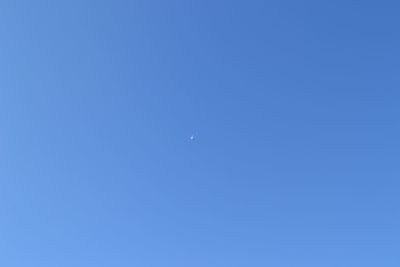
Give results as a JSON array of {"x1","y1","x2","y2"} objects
[{"x1": 0, "y1": 1, "x2": 399, "y2": 266}]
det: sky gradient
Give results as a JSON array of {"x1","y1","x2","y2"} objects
[{"x1": 0, "y1": 0, "x2": 399, "y2": 266}]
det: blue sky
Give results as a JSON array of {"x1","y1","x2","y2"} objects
[{"x1": 0, "y1": 0, "x2": 399, "y2": 266}]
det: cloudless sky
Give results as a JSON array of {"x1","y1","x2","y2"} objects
[{"x1": 0, "y1": 1, "x2": 399, "y2": 266}]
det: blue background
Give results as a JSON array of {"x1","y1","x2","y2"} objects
[{"x1": 0, "y1": 0, "x2": 399, "y2": 266}]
